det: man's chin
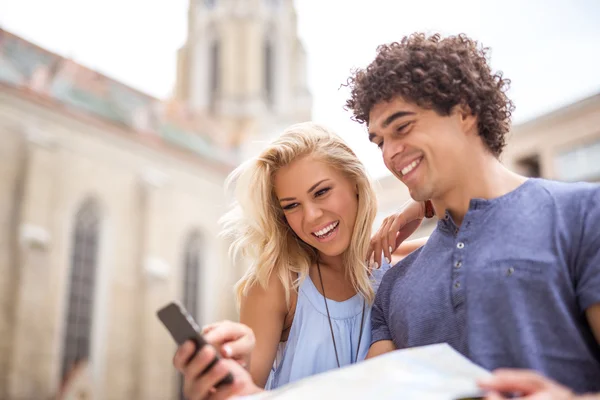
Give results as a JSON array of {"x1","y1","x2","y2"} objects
[{"x1": 408, "y1": 186, "x2": 432, "y2": 202}]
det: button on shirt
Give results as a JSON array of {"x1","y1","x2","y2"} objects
[{"x1": 371, "y1": 178, "x2": 600, "y2": 393}]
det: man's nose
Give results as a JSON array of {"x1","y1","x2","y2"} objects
[{"x1": 383, "y1": 139, "x2": 406, "y2": 163}]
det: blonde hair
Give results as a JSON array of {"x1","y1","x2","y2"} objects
[{"x1": 220, "y1": 122, "x2": 378, "y2": 308}]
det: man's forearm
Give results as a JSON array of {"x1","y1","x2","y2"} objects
[{"x1": 366, "y1": 340, "x2": 396, "y2": 359}]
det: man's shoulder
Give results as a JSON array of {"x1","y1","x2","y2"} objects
[
  {"x1": 532, "y1": 178, "x2": 600, "y2": 203},
  {"x1": 392, "y1": 245, "x2": 424, "y2": 268},
  {"x1": 521, "y1": 178, "x2": 600, "y2": 221},
  {"x1": 378, "y1": 246, "x2": 424, "y2": 292}
]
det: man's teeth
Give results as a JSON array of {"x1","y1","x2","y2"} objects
[
  {"x1": 401, "y1": 159, "x2": 421, "y2": 176},
  {"x1": 314, "y1": 221, "x2": 339, "y2": 238}
]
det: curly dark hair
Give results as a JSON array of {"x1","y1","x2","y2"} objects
[{"x1": 344, "y1": 33, "x2": 515, "y2": 156}]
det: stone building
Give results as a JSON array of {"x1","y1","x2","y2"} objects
[
  {"x1": 174, "y1": 0, "x2": 312, "y2": 159},
  {"x1": 0, "y1": 0, "x2": 311, "y2": 399}
]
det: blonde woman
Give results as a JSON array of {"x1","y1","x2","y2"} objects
[{"x1": 173, "y1": 122, "x2": 429, "y2": 399}]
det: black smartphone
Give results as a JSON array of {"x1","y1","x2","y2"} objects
[{"x1": 157, "y1": 301, "x2": 234, "y2": 387}]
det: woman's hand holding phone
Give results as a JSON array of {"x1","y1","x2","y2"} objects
[{"x1": 172, "y1": 319, "x2": 261, "y2": 400}]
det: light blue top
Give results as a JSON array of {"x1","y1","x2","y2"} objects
[{"x1": 265, "y1": 262, "x2": 391, "y2": 390}]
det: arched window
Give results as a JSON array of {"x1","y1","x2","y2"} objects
[
  {"x1": 209, "y1": 39, "x2": 220, "y2": 110},
  {"x1": 264, "y1": 40, "x2": 274, "y2": 106},
  {"x1": 179, "y1": 231, "x2": 203, "y2": 399},
  {"x1": 61, "y1": 198, "x2": 101, "y2": 380},
  {"x1": 182, "y1": 231, "x2": 203, "y2": 320}
]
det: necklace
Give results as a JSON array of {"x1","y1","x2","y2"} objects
[{"x1": 316, "y1": 260, "x2": 366, "y2": 368}]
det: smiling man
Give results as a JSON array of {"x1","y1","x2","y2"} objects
[{"x1": 344, "y1": 33, "x2": 600, "y2": 394}]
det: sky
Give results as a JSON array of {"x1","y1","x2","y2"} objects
[{"x1": 1, "y1": 0, "x2": 599, "y2": 178}]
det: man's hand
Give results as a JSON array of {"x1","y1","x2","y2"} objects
[
  {"x1": 478, "y1": 369, "x2": 595, "y2": 400},
  {"x1": 585, "y1": 304, "x2": 600, "y2": 346},
  {"x1": 365, "y1": 340, "x2": 396, "y2": 359}
]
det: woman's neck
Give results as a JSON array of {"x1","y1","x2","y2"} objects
[
  {"x1": 312, "y1": 252, "x2": 357, "y2": 301},
  {"x1": 317, "y1": 252, "x2": 345, "y2": 273}
]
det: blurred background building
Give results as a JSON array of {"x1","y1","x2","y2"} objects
[
  {"x1": 174, "y1": 0, "x2": 311, "y2": 159},
  {"x1": 0, "y1": 0, "x2": 310, "y2": 399},
  {"x1": 0, "y1": 0, "x2": 599, "y2": 399}
]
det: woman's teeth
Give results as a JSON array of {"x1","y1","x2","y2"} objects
[{"x1": 313, "y1": 221, "x2": 339, "y2": 238}]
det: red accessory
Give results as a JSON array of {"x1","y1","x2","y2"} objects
[{"x1": 424, "y1": 200, "x2": 435, "y2": 218}]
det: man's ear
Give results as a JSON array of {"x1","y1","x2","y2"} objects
[{"x1": 453, "y1": 104, "x2": 477, "y2": 135}]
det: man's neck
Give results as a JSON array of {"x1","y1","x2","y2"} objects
[{"x1": 431, "y1": 155, "x2": 528, "y2": 226}]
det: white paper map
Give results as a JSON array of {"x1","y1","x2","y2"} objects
[{"x1": 242, "y1": 343, "x2": 491, "y2": 400}]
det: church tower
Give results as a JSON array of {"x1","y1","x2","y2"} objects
[{"x1": 174, "y1": 0, "x2": 312, "y2": 159}]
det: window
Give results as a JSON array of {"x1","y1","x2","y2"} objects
[
  {"x1": 209, "y1": 40, "x2": 220, "y2": 110},
  {"x1": 555, "y1": 139, "x2": 600, "y2": 182},
  {"x1": 61, "y1": 199, "x2": 101, "y2": 381},
  {"x1": 264, "y1": 40, "x2": 274, "y2": 106},
  {"x1": 182, "y1": 231, "x2": 202, "y2": 320},
  {"x1": 179, "y1": 231, "x2": 203, "y2": 399}
]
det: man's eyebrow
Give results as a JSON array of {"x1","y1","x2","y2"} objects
[
  {"x1": 368, "y1": 110, "x2": 416, "y2": 139},
  {"x1": 382, "y1": 111, "x2": 416, "y2": 129}
]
